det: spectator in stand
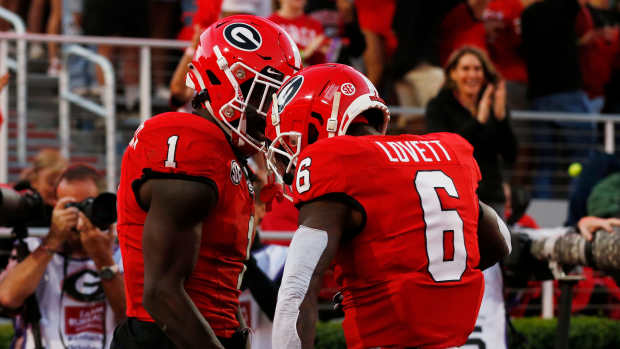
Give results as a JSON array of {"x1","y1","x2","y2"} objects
[
  {"x1": 221, "y1": 0, "x2": 272, "y2": 17},
  {"x1": 17, "y1": 149, "x2": 68, "y2": 211},
  {"x1": 566, "y1": 151, "x2": 620, "y2": 226},
  {"x1": 522, "y1": 0, "x2": 589, "y2": 112},
  {"x1": 483, "y1": 0, "x2": 529, "y2": 110},
  {"x1": 269, "y1": 0, "x2": 328, "y2": 66},
  {"x1": 149, "y1": 0, "x2": 181, "y2": 101},
  {"x1": 170, "y1": 0, "x2": 223, "y2": 112},
  {"x1": 391, "y1": 0, "x2": 459, "y2": 124},
  {"x1": 169, "y1": 24, "x2": 203, "y2": 113},
  {"x1": 62, "y1": 0, "x2": 97, "y2": 96},
  {"x1": 0, "y1": 0, "x2": 24, "y2": 31},
  {"x1": 522, "y1": 0, "x2": 595, "y2": 198},
  {"x1": 426, "y1": 46, "x2": 517, "y2": 348},
  {"x1": 426, "y1": 46, "x2": 518, "y2": 213},
  {"x1": 177, "y1": 0, "x2": 222, "y2": 43},
  {"x1": 575, "y1": 0, "x2": 620, "y2": 113},
  {"x1": 82, "y1": 0, "x2": 149, "y2": 111},
  {"x1": 439, "y1": 0, "x2": 490, "y2": 67},
  {"x1": 27, "y1": 0, "x2": 62, "y2": 76},
  {"x1": 0, "y1": 164, "x2": 125, "y2": 349},
  {"x1": 579, "y1": 216, "x2": 620, "y2": 241},
  {"x1": 603, "y1": 1, "x2": 620, "y2": 113},
  {"x1": 306, "y1": 0, "x2": 366, "y2": 65},
  {"x1": 354, "y1": 0, "x2": 397, "y2": 86}
]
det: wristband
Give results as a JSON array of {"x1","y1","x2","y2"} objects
[{"x1": 39, "y1": 244, "x2": 58, "y2": 256}]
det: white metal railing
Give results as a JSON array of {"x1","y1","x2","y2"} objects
[
  {"x1": 0, "y1": 30, "x2": 188, "y2": 184},
  {"x1": 391, "y1": 107, "x2": 619, "y2": 155},
  {"x1": 60, "y1": 45, "x2": 116, "y2": 191},
  {"x1": 0, "y1": 31, "x2": 187, "y2": 124},
  {"x1": 0, "y1": 6, "x2": 27, "y2": 178}
]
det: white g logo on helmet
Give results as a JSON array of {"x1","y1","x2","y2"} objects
[
  {"x1": 277, "y1": 76, "x2": 304, "y2": 114},
  {"x1": 223, "y1": 23, "x2": 262, "y2": 51}
]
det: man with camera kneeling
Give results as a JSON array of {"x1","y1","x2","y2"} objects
[{"x1": 0, "y1": 164, "x2": 125, "y2": 349}]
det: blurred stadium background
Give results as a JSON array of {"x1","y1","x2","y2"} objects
[{"x1": 0, "y1": 0, "x2": 620, "y2": 345}]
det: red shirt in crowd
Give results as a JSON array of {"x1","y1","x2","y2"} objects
[
  {"x1": 268, "y1": 13, "x2": 327, "y2": 65},
  {"x1": 354, "y1": 0, "x2": 398, "y2": 55},
  {"x1": 117, "y1": 112, "x2": 255, "y2": 338},
  {"x1": 177, "y1": 0, "x2": 222, "y2": 41},
  {"x1": 483, "y1": 0, "x2": 528, "y2": 83},
  {"x1": 293, "y1": 133, "x2": 484, "y2": 349},
  {"x1": 439, "y1": 2, "x2": 488, "y2": 67},
  {"x1": 575, "y1": 6, "x2": 620, "y2": 99}
]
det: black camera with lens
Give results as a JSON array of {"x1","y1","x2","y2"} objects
[
  {"x1": 0, "y1": 186, "x2": 47, "y2": 227},
  {"x1": 65, "y1": 193, "x2": 117, "y2": 230}
]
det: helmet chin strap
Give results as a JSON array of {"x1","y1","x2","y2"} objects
[
  {"x1": 214, "y1": 45, "x2": 243, "y2": 101},
  {"x1": 327, "y1": 91, "x2": 341, "y2": 138},
  {"x1": 213, "y1": 44, "x2": 244, "y2": 147},
  {"x1": 271, "y1": 94, "x2": 281, "y2": 136}
]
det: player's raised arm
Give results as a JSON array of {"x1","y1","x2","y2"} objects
[
  {"x1": 272, "y1": 199, "x2": 362, "y2": 349},
  {"x1": 140, "y1": 178, "x2": 224, "y2": 349},
  {"x1": 477, "y1": 201, "x2": 512, "y2": 270}
]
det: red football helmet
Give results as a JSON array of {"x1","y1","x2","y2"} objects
[
  {"x1": 265, "y1": 63, "x2": 390, "y2": 190},
  {"x1": 186, "y1": 15, "x2": 302, "y2": 152}
]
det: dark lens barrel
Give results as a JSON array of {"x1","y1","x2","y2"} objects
[
  {"x1": 90, "y1": 193, "x2": 117, "y2": 230},
  {"x1": 0, "y1": 187, "x2": 44, "y2": 226}
]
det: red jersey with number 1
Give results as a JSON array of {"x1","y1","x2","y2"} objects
[
  {"x1": 117, "y1": 112, "x2": 254, "y2": 338},
  {"x1": 293, "y1": 133, "x2": 484, "y2": 349}
]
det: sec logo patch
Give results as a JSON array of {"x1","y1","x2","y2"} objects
[
  {"x1": 230, "y1": 160, "x2": 243, "y2": 185},
  {"x1": 341, "y1": 83, "x2": 356, "y2": 96}
]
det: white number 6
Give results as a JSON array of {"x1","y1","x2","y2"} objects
[
  {"x1": 296, "y1": 157, "x2": 312, "y2": 193},
  {"x1": 415, "y1": 170, "x2": 467, "y2": 282}
]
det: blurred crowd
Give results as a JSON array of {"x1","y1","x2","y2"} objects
[{"x1": 2, "y1": 0, "x2": 620, "y2": 116}]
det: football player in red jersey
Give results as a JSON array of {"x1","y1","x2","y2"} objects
[
  {"x1": 266, "y1": 64, "x2": 512, "y2": 349},
  {"x1": 111, "y1": 15, "x2": 301, "y2": 349}
]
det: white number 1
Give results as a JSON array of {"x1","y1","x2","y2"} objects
[
  {"x1": 415, "y1": 170, "x2": 467, "y2": 282},
  {"x1": 165, "y1": 135, "x2": 179, "y2": 168}
]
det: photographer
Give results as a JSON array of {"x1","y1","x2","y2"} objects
[
  {"x1": 0, "y1": 164, "x2": 125, "y2": 349},
  {"x1": 0, "y1": 149, "x2": 67, "y2": 228}
]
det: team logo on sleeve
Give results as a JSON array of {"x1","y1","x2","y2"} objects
[
  {"x1": 224, "y1": 23, "x2": 262, "y2": 51},
  {"x1": 230, "y1": 160, "x2": 243, "y2": 185},
  {"x1": 277, "y1": 76, "x2": 304, "y2": 114}
]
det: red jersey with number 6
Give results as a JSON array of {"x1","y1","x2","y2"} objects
[
  {"x1": 293, "y1": 132, "x2": 484, "y2": 349},
  {"x1": 117, "y1": 112, "x2": 255, "y2": 338}
]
